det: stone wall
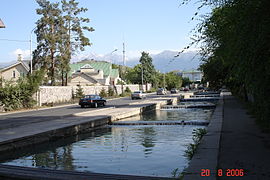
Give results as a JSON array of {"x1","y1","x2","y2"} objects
[{"x1": 36, "y1": 84, "x2": 151, "y2": 106}]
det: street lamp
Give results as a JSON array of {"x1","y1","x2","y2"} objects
[
  {"x1": 0, "y1": 19, "x2": 5, "y2": 28},
  {"x1": 110, "y1": 48, "x2": 118, "y2": 64}
]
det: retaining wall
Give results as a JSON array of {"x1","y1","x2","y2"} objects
[{"x1": 36, "y1": 84, "x2": 151, "y2": 106}]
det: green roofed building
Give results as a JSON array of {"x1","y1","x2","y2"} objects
[{"x1": 69, "y1": 61, "x2": 120, "y2": 86}]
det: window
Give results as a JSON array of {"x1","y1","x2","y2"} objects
[{"x1": 13, "y1": 71, "x2": 15, "y2": 78}]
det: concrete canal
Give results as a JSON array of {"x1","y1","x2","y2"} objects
[{"x1": 0, "y1": 104, "x2": 214, "y2": 177}]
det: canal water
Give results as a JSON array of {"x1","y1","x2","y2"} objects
[{"x1": 1, "y1": 108, "x2": 213, "y2": 177}]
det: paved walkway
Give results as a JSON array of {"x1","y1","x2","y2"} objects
[{"x1": 218, "y1": 95, "x2": 270, "y2": 179}]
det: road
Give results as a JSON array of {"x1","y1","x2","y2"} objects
[{"x1": 0, "y1": 93, "x2": 178, "y2": 130}]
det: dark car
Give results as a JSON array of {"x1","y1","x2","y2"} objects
[
  {"x1": 170, "y1": 88, "x2": 178, "y2": 94},
  {"x1": 157, "y1": 88, "x2": 167, "y2": 95},
  {"x1": 79, "y1": 95, "x2": 106, "y2": 108}
]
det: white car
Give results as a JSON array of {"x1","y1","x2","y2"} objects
[{"x1": 131, "y1": 91, "x2": 146, "y2": 100}]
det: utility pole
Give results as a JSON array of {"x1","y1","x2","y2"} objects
[
  {"x1": 141, "y1": 66, "x2": 144, "y2": 91},
  {"x1": 163, "y1": 72, "x2": 166, "y2": 88},
  {"x1": 121, "y1": 42, "x2": 126, "y2": 94}
]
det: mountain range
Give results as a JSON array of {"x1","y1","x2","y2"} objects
[
  {"x1": 1, "y1": 50, "x2": 202, "y2": 72},
  {"x1": 74, "y1": 50, "x2": 202, "y2": 72}
]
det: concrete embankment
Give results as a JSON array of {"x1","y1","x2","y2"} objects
[
  {"x1": 183, "y1": 95, "x2": 224, "y2": 180},
  {"x1": 0, "y1": 96, "x2": 177, "y2": 153},
  {"x1": 0, "y1": 96, "x2": 178, "y2": 180}
]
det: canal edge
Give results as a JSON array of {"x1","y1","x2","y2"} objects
[{"x1": 182, "y1": 95, "x2": 224, "y2": 180}]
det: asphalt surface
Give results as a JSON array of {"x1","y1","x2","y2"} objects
[
  {"x1": 0, "y1": 94, "x2": 174, "y2": 130},
  {"x1": 217, "y1": 96, "x2": 270, "y2": 180}
]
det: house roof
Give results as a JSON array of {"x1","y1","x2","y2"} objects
[
  {"x1": 0, "y1": 61, "x2": 29, "y2": 73},
  {"x1": 70, "y1": 61, "x2": 119, "y2": 77},
  {"x1": 72, "y1": 72, "x2": 99, "y2": 83}
]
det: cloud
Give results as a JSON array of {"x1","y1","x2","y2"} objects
[{"x1": 12, "y1": 49, "x2": 30, "y2": 60}]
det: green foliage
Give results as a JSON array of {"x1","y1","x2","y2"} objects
[
  {"x1": 116, "y1": 79, "x2": 124, "y2": 85},
  {"x1": 165, "y1": 72, "x2": 182, "y2": 90},
  {"x1": 108, "y1": 87, "x2": 115, "y2": 97},
  {"x1": 182, "y1": 77, "x2": 191, "y2": 87},
  {"x1": 185, "y1": 0, "x2": 270, "y2": 127},
  {"x1": 0, "y1": 70, "x2": 44, "y2": 111},
  {"x1": 75, "y1": 85, "x2": 84, "y2": 98},
  {"x1": 139, "y1": 51, "x2": 156, "y2": 84},
  {"x1": 34, "y1": 0, "x2": 94, "y2": 86},
  {"x1": 124, "y1": 87, "x2": 131, "y2": 93},
  {"x1": 99, "y1": 88, "x2": 107, "y2": 98},
  {"x1": 185, "y1": 128, "x2": 207, "y2": 160},
  {"x1": 125, "y1": 64, "x2": 142, "y2": 84}
]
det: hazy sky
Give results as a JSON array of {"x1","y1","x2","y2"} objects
[{"x1": 0, "y1": 0, "x2": 210, "y2": 63}]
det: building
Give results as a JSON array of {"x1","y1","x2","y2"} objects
[
  {"x1": 69, "y1": 61, "x2": 120, "y2": 86},
  {"x1": 0, "y1": 59, "x2": 29, "y2": 83},
  {"x1": 179, "y1": 70, "x2": 203, "y2": 82}
]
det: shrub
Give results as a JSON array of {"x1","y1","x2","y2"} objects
[
  {"x1": 124, "y1": 87, "x2": 131, "y2": 93},
  {"x1": 75, "y1": 85, "x2": 84, "y2": 98},
  {"x1": 99, "y1": 88, "x2": 107, "y2": 97},
  {"x1": 0, "y1": 70, "x2": 44, "y2": 111},
  {"x1": 108, "y1": 87, "x2": 115, "y2": 97}
]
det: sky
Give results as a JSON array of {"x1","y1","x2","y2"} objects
[{"x1": 0, "y1": 0, "x2": 210, "y2": 63}]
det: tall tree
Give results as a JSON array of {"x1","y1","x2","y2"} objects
[
  {"x1": 61, "y1": 0, "x2": 94, "y2": 86},
  {"x1": 139, "y1": 51, "x2": 156, "y2": 85},
  {"x1": 34, "y1": 0, "x2": 94, "y2": 86},
  {"x1": 35, "y1": 0, "x2": 63, "y2": 86}
]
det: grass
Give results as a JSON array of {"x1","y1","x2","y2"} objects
[{"x1": 184, "y1": 128, "x2": 207, "y2": 160}]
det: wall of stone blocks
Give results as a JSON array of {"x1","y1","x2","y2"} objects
[{"x1": 36, "y1": 84, "x2": 151, "y2": 106}]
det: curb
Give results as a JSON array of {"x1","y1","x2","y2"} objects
[{"x1": 183, "y1": 95, "x2": 224, "y2": 180}]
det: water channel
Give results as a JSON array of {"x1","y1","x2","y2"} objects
[{"x1": 0, "y1": 106, "x2": 213, "y2": 177}]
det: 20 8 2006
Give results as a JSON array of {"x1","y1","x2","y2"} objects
[{"x1": 201, "y1": 169, "x2": 244, "y2": 177}]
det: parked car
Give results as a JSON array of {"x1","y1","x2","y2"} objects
[
  {"x1": 79, "y1": 95, "x2": 106, "y2": 108},
  {"x1": 131, "y1": 91, "x2": 146, "y2": 100},
  {"x1": 183, "y1": 88, "x2": 189, "y2": 91},
  {"x1": 157, "y1": 88, "x2": 167, "y2": 95},
  {"x1": 170, "y1": 88, "x2": 178, "y2": 94}
]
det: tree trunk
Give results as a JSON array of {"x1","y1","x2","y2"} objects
[{"x1": 50, "y1": 49, "x2": 55, "y2": 86}]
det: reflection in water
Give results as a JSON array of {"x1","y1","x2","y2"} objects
[
  {"x1": 1, "y1": 109, "x2": 213, "y2": 177},
  {"x1": 138, "y1": 127, "x2": 156, "y2": 156}
]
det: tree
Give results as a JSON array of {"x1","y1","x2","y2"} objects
[
  {"x1": 75, "y1": 85, "x2": 84, "y2": 98},
  {"x1": 184, "y1": 0, "x2": 270, "y2": 127},
  {"x1": 125, "y1": 64, "x2": 142, "y2": 84},
  {"x1": 182, "y1": 77, "x2": 191, "y2": 87},
  {"x1": 61, "y1": 0, "x2": 94, "y2": 86},
  {"x1": 34, "y1": 0, "x2": 94, "y2": 86},
  {"x1": 139, "y1": 52, "x2": 156, "y2": 85},
  {"x1": 165, "y1": 72, "x2": 182, "y2": 90},
  {"x1": 35, "y1": 0, "x2": 63, "y2": 86}
]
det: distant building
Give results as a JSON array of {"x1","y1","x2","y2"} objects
[
  {"x1": 0, "y1": 57, "x2": 29, "y2": 83},
  {"x1": 69, "y1": 61, "x2": 120, "y2": 86},
  {"x1": 178, "y1": 70, "x2": 203, "y2": 82}
]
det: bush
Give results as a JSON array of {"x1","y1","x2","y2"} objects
[
  {"x1": 146, "y1": 87, "x2": 156, "y2": 93},
  {"x1": 124, "y1": 87, "x2": 131, "y2": 93},
  {"x1": 75, "y1": 85, "x2": 84, "y2": 98},
  {"x1": 108, "y1": 87, "x2": 115, "y2": 97},
  {"x1": 0, "y1": 70, "x2": 44, "y2": 111},
  {"x1": 99, "y1": 88, "x2": 107, "y2": 97}
]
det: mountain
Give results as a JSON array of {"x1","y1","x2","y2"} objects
[
  {"x1": 74, "y1": 50, "x2": 202, "y2": 72},
  {"x1": 125, "y1": 50, "x2": 201, "y2": 72}
]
